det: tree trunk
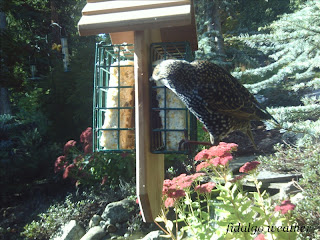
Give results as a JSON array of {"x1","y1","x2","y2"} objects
[
  {"x1": 211, "y1": 0, "x2": 225, "y2": 61},
  {"x1": 207, "y1": 0, "x2": 225, "y2": 61},
  {"x1": 0, "y1": 88, "x2": 12, "y2": 115},
  {"x1": 0, "y1": 5, "x2": 12, "y2": 115}
]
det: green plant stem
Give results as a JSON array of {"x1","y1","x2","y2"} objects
[
  {"x1": 175, "y1": 210, "x2": 178, "y2": 239},
  {"x1": 186, "y1": 192, "x2": 195, "y2": 218},
  {"x1": 155, "y1": 208, "x2": 177, "y2": 240},
  {"x1": 222, "y1": 179, "x2": 250, "y2": 240},
  {"x1": 154, "y1": 220, "x2": 175, "y2": 240},
  {"x1": 253, "y1": 177, "x2": 275, "y2": 240},
  {"x1": 206, "y1": 194, "x2": 210, "y2": 222},
  {"x1": 196, "y1": 191, "x2": 203, "y2": 223}
]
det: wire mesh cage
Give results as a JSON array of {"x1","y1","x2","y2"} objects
[
  {"x1": 150, "y1": 42, "x2": 197, "y2": 154},
  {"x1": 93, "y1": 43, "x2": 135, "y2": 152}
]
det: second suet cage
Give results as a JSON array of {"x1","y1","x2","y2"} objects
[{"x1": 150, "y1": 42, "x2": 197, "y2": 154}]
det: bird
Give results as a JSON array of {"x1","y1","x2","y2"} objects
[{"x1": 151, "y1": 59, "x2": 277, "y2": 148}]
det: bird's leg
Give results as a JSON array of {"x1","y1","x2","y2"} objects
[{"x1": 246, "y1": 128, "x2": 258, "y2": 150}]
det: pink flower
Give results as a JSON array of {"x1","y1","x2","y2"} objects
[
  {"x1": 207, "y1": 142, "x2": 238, "y2": 159},
  {"x1": 275, "y1": 200, "x2": 296, "y2": 214},
  {"x1": 195, "y1": 149, "x2": 209, "y2": 161},
  {"x1": 254, "y1": 234, "x2": 266, "y2": 240},
  {"x1": 194, "y1": 142, "x2": 237, "y2": 162},
  {"x1": 171, "y1": 174, "x2": 194, "y2": 189},
  {"x1": 83, "y1": 143, "x2": 92, "y2": 154},
  {"x1": 80, "y1": 127, "x2": 93, "y2": 144},
  {"x1": 54, "y1": 155, "x2": 66, "y2": 173},
  {"x1": 162, "y1": 178, "x2": 186, "y2": 199},
  {"x1": 239, "y1": 161, "x2": 260, "y2": 173},
  {"x1": 167, "y1": 189, "x2": 186, "y2": 198},
  {"x1": 164, "y1": 197, "x2": 176, "y2": 208},
  {"x1": 64, "y1": 140, "x2": 76, "y2": 155},
  {"x1": 219, "y1": 154, "x2": 233, "y2": 165},
  {"x1": 209, "y1": 153, "x2": 233, "y2": 166},
  {"x1": 162, "y1": 179, "x2": 172, "y2": 195},
  {"x1": 63, "y1": 164, "x2": 76, "y2": 179},
  {"x1": 195, "y1": 182, "x2": 216, "y2": 194},
  {"x1": 196, "y1": 161, "x2": 210, "y2": 172},
  {"x1": 101, "y1": 175, "x2": 108, "y2": 185},
  {"x1": 190, "y1": 173, "x2": 205, "y2": 180}
]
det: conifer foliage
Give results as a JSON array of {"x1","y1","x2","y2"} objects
[
  {"x1": 233, "y1": 0, "x2": 320, "y2": 94},
  {"x1": 231, "y1": 0, "x2": 320, "y2": 145}
]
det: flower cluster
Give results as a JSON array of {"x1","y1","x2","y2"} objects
[
  {"x1": 54, "y1": 127, "x2": 93, "y2": 180},
  {"x1": 64, "y1": 140, "x2": 77, "y2": 155},
  {"x1": 162, "y1": 173, "x2": 204, "y2": 208},
  {"x1": 194, "y1": 182, "x2": 216, "y2": 194},
  {"x1": 80, "y1": 127, "x2": 93, "y2": 154},
  {"x1": 275, "y1": 200, "x2": 296, "y2": 214},
  {"x1": 239, "y1": 161, "x2": 260, "y2": 173},
  {"x1": 195, "y1": 142, "x2": 238, "y2": 172},
  {"x1": 54, "y1": 155, "x2": 67, "y2": 173},
  {"x1": 254, "y1": 234, "x2": 266, "y2": 240}
]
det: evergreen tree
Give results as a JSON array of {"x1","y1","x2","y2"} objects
[{"x1": 231, "y1": 0, "x2": 320, "y2": 145}]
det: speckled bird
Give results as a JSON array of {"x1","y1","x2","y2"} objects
[{"x1": 152, "y1": 60, "x2": 277, "y2": 148}]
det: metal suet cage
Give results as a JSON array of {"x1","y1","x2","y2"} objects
[
  {"x1": 93, "y1": 43, "x2": 135, "y2": 152},
  {"x1": 150, "y1": 41, "x2": 197, "y2": 154}
]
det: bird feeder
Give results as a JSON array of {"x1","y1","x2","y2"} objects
[
  {"x1": 78, "y1": 0, "x2": 198, "y2": 222},
  {"x1": 29, "y1": 55, "x2": 40, "y2": 80},
  {"x1": 51, "y1": 22, "x2": 70, "y2": 72}
]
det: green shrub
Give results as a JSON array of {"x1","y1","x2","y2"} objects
[
  {"x1": 0, "y1": 114, "x2": 59, "y2": 184},
  {"x1": 259, "y1": 142, "x2": 320, "y2": 239},
  {"x1": 54, "y1": 127, "x2": 135, "y2": 188}
]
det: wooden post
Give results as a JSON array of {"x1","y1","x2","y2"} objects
[{"x1": 134, "y1": 30, "x2": 164, "y2": 222}]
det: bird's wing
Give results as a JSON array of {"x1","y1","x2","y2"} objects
[{"x1": 192, "y1": 61, "x2": 270, "y2": 120}]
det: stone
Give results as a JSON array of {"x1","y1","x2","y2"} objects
[
  {"x1": 282, "y1": 131, "x2": 305, "y2": 145},
  {"x1": 53, "y1": 220, "x2": 85, "y2": 240},
  {"x1": 106, "y1": 224, "x2": 117, "y2": 233},
  {"x1": 279, "y1": 181, "x2": 300, "y2": 199},
  {"x1": 251, "y1": 170, "x2": 302, "y2": 184},
  {"x1": 89, "y1": 215, "x2": 101, "y2": 228},
  {"x1": 291, "y1": 192, "x2": 304, "y2": 205},
  {"x1": 101, "y1": 199, "x2": 135, "y2": 225},
  {"x1": 79, "y1": 226, "x2": 106, "y2": 240},
  {"x1": 99, "y1": 220, "x2": 107, "y2": 230},
  {"x1": 123, "y1": 233, "x2": 130, "y2": 238},
  {"x1": 141, "y1": 230, "x2": 166, "y2": 240}
]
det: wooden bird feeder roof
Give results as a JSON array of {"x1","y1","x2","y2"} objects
[{"x1": 78, "y1": 0, "x2": 198, "y2": 50}]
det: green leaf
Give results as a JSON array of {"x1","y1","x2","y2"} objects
[
  {"x1": 239, "y1": 200, "x2": 251, "y2": 212},
  {"x1": 184, "y1": 198, "x2": 192, "y2": 205},
  {"x1": 154, "y1": 216, "x2": 163, "y2": 222},
  {"x1": 251, "y1": 206, "x2": 266, "y2": 216},
  {"x1": 231, "y1": 183, "x2": 238, "y2": 196},
  {"x1": 252, "y1": 192, "x2": 260, "y2": 203},
  {"x1": 165, "y1": 220, "x2": 173, "y2": 232},
  {"x1": 159, "y1": 234, "x2": 173, "y2": 239},
  {"x1": 218, "y1": 204, "x2": 235, "y2": 213}
]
